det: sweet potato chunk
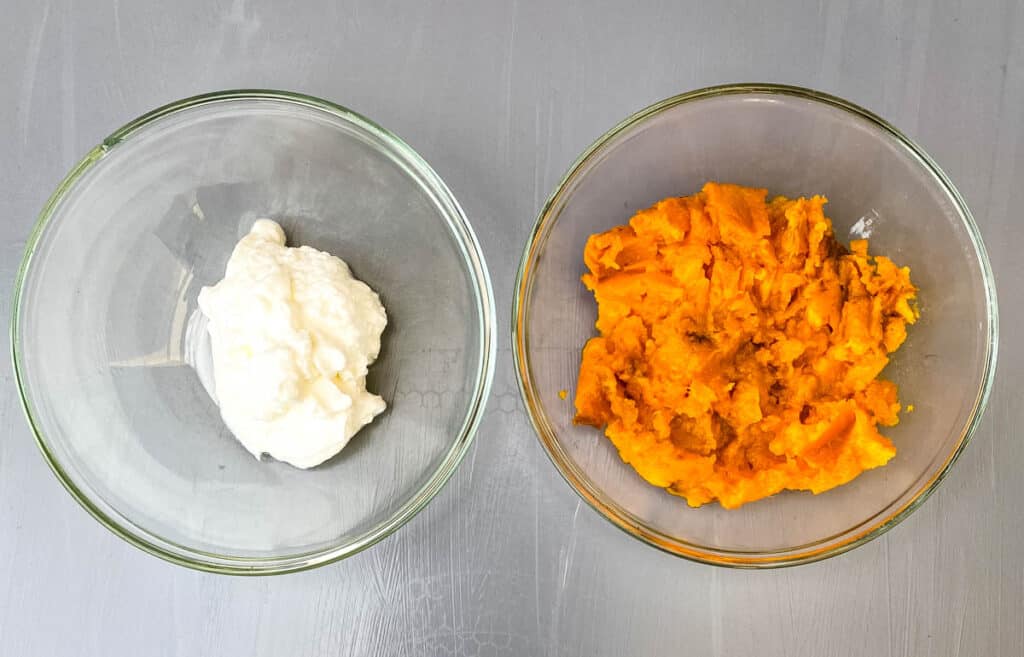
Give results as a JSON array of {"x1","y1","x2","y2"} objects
[{"x1": 574, "y1": 182, "x2": 918, "y2": 509}]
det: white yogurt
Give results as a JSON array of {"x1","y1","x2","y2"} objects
[{"x1": 197, "y1": 219, "x2": 387, "y2": 468}]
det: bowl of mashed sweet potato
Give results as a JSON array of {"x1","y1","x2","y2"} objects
[{"x1": 513, "y1": 84, "x2": 997, "y2": 567}]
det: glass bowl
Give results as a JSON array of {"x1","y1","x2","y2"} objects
[
  {"x1": 513, "y1": 83, "x2": 998, "y2": 568},
  {"x1": 13, "y1": 90, "x2": 496, "y2": 574}
]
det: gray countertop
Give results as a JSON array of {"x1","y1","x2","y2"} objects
[{"x1": 2, "y1": 0, "x2": 1021, "y2": 655}]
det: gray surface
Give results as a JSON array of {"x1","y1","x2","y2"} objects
[{"x1": 1, "y1": 0, "x2": 1021, "y2": 654}]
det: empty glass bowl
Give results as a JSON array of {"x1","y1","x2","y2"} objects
[
  {"x1": 513, "y1": 84, "x2": 998, "y2": 567},
  {"x1": 13, "y1": 90, "x2": 496, "y2": 574}
]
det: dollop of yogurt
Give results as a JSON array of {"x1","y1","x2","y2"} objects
[{"x1": 197, "y1": 219, "x2": 387, "y2": 468}]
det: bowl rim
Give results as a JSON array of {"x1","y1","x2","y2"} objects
[
  {"x1": 511, "y1": 82, "x2": 999, "y2": 568},
  {"x1": 10, "y1": 89, "x2": 497, "y2": 575}
]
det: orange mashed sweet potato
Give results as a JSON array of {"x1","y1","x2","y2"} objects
[{"x1": 574, "y1": 182, "x2": 918, "y2": 509}]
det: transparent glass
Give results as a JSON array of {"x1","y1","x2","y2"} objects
[
  {"x1": 13, "y1": 90, "x2": 496, "y2": 574},
  {"x1": 513, "y1": 84, "x2": 998, "y2": 567}
]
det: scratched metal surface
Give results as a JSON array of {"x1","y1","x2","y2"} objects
[{"x1": 1, "y1": 0, "x2": 1022, "y2": 655}]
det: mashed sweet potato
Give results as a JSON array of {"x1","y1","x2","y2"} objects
[{"x1": 574, "y1": 182, "x2": 918, "y2": 509}]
